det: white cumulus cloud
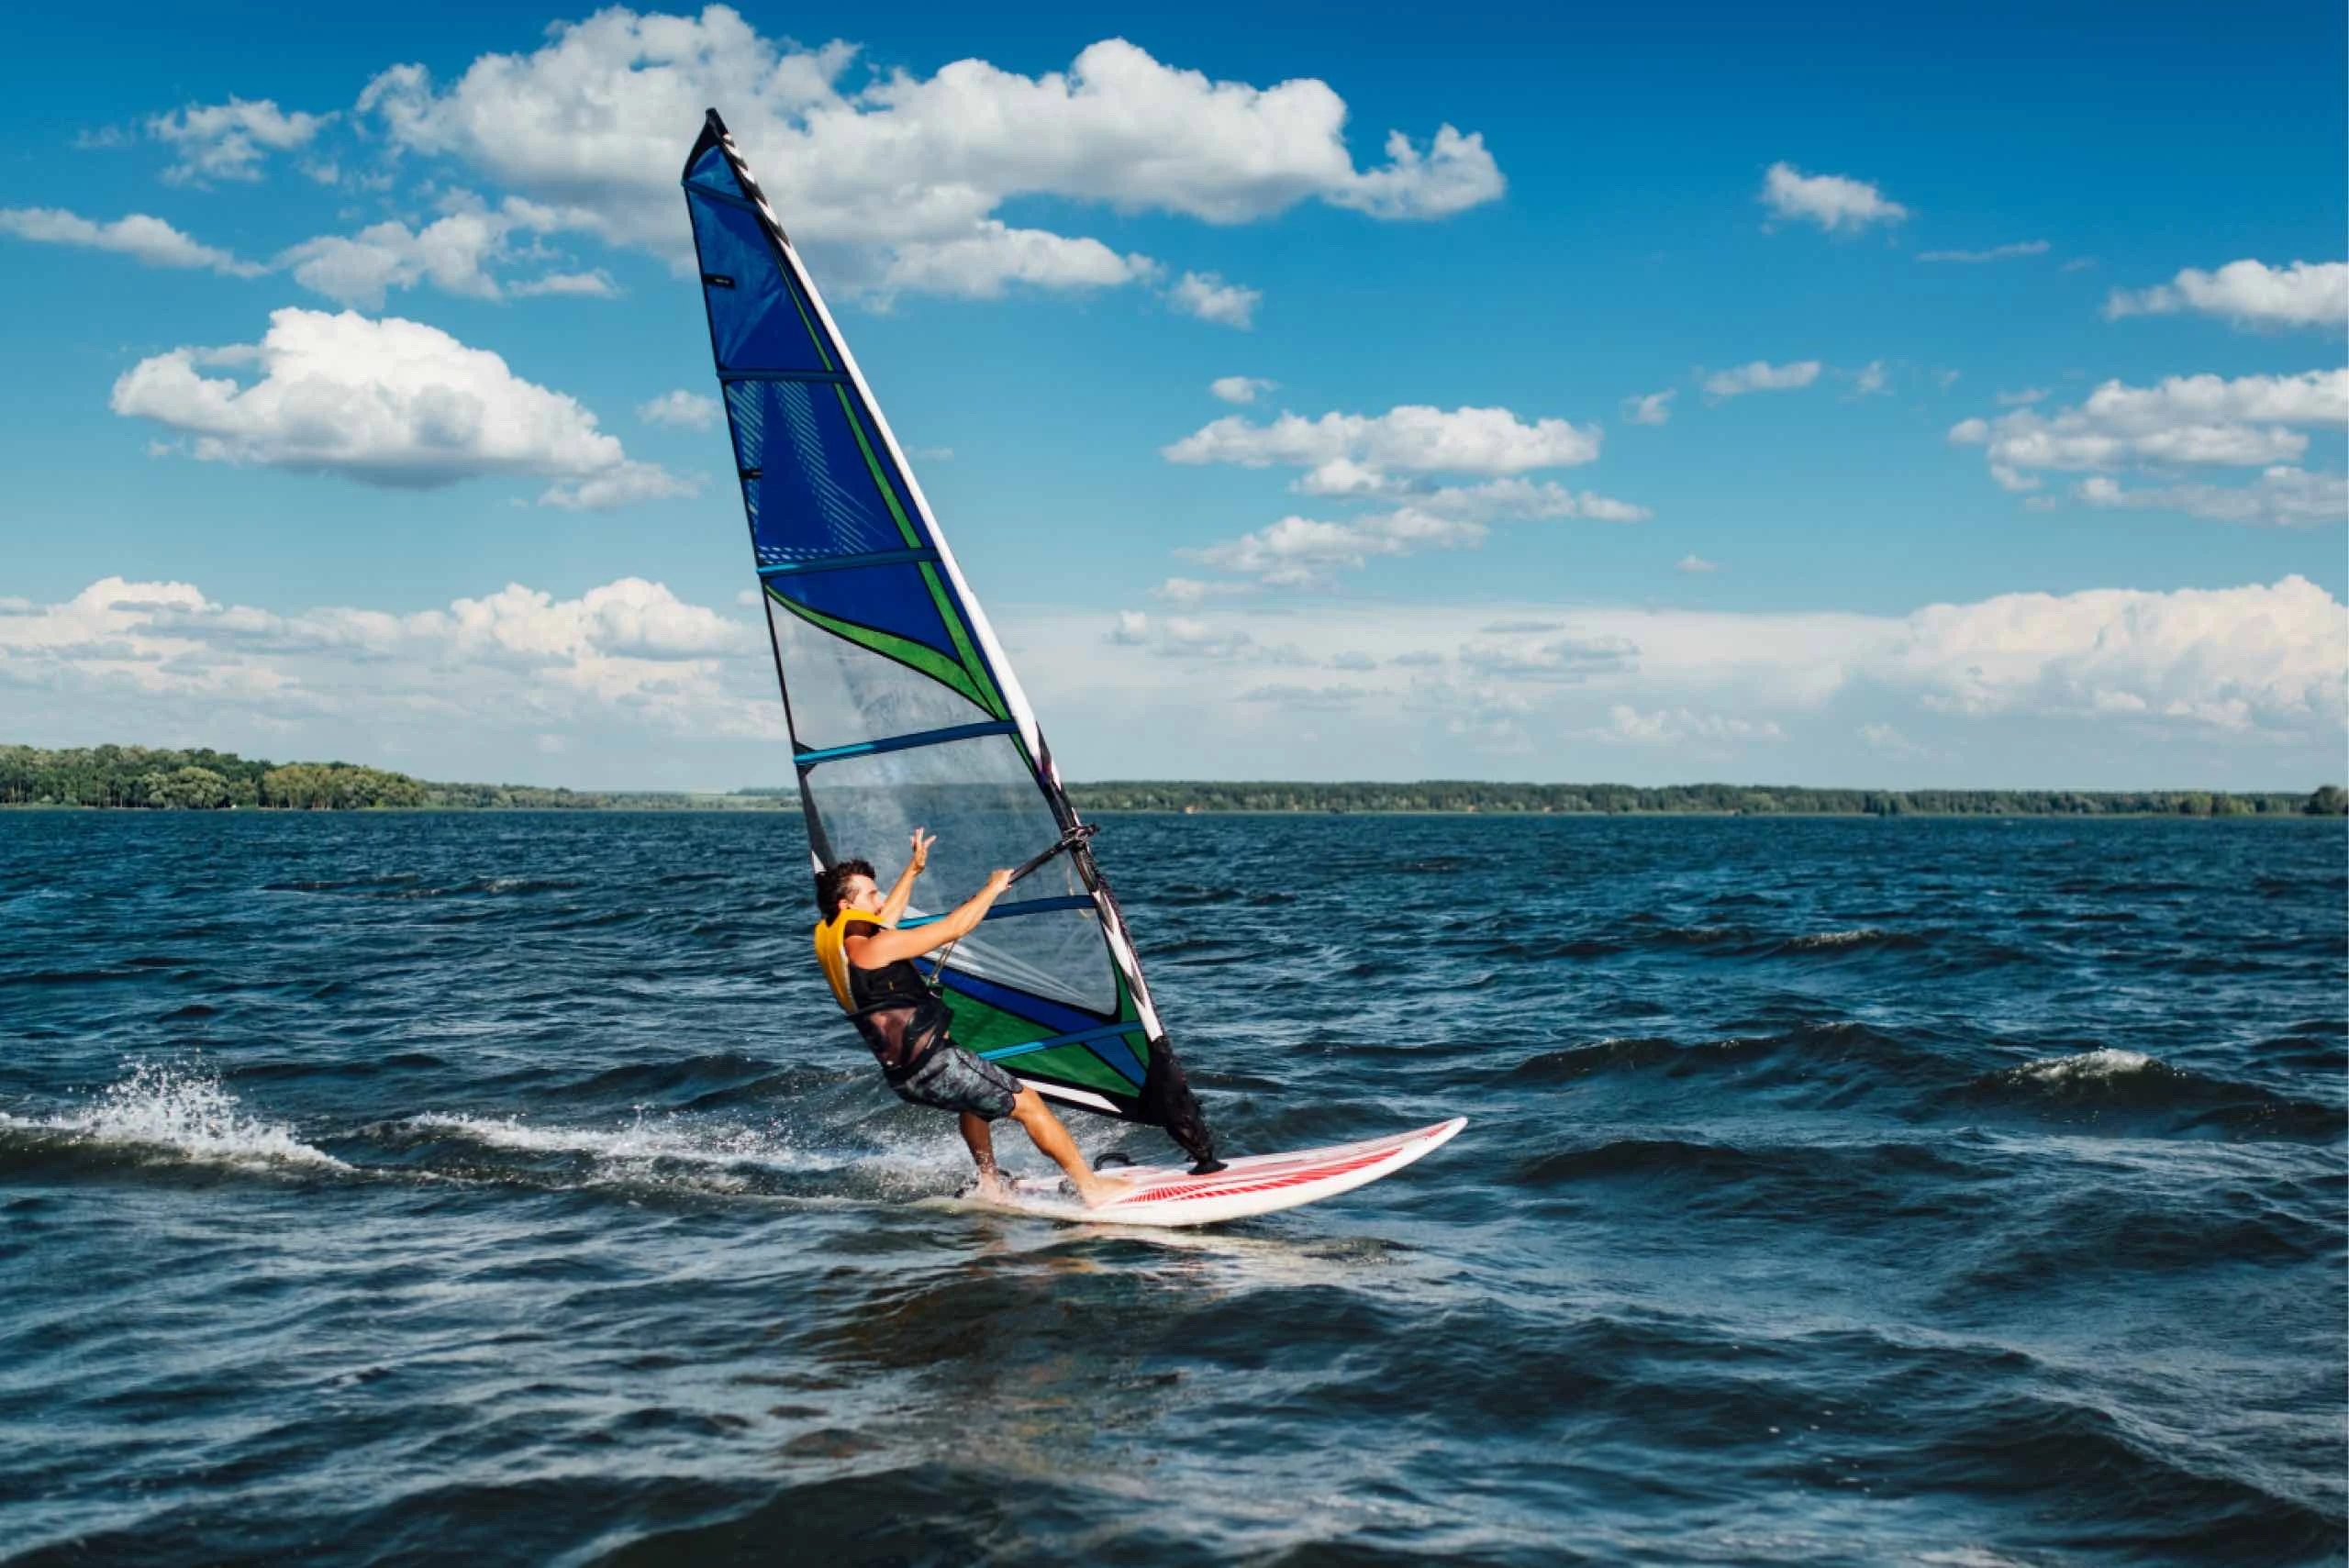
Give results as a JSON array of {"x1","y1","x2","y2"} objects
[
  {"x1": 507, "y1": 269, "x2": 620, "y2": 298},
  {"x1": 1703, "y1": 361, "x2": 1822, "y2": 397},
  {"x1": 1918, "y1": 240, "x2": 2050, "y2": 263},
  {"x1": 1196, "y1": 509, "x2": 1488, "y2": 586},
  {"x1": 273, "y1": 194, "x2": 624, "y2": 310},
  {"x1": 0, "y1": 574, "x2": 776, "y2": 774},
  {"x1": 1169, "y1": 271, "x2": 1261, "y2": 328},
  {"x1": 354, "y1": 18, "x2": 1502, "y2": 304},
  {"x1": 18, "y1": 574, "x2": 2337, "y2": 785},
  {"x1": 637, "y1": 389, "x2": 722, "y2": 429},
  {"x1": 1404, "y1": 477, "x2": 1649, "y2": 522},
  {"x1": 875, "y1": 221, "x2": 1156, "y2": 299},
  {"x1": 1165, "y1": 404, "x2": 1603, "y2": 478},
  {"x1": 1023, "y1": 575, "x2": 2344, "y2": 782},
  {"x1": 1164, "y1": 402, "x2": 1638, "y2": 592},
  {"x1": 1880, "y1": 576, "x2": 2345, "y2": 731},
  {"x1": 0, "y1": 207, "x2": 265, "y2": 277},
  {"x1": 1759, "y1": 161, "x2": 1908, "y2": 232},
  {"x1": 1624, "y1": 390, "x2": 1675, "y2": 426},
  {"x1": 277, "y1": 203, "x2": 516, "y2": 309},
  {"x1": 2074, "y1": 466, "x2": 2346, "y2": 528},
  {"x1": 3, "y1": 199, "x2": 616, "y2": 308},
  {"x1": 1178, "y1": 479, "x2": 1644, "y2": 592},
  {"x1": 1463, "y1": 632, "x2": 1640, "y2": 683},
  {"x1": 2105, "y1": 259, "x2": 2349, "y2": 331},
  {"x1": 1097, "y1": 608, "x2": 1260, "y2": 660},
  {"x1": 1209, "y1": 376, "x2": 1277, "y2": 405},
  {"x1": 109, "y1": 307, "x2": 695, "y2": 507},
  {"x1": 1950, "y1": 371, "x2": 2348, "y2": 507},
  {"x1": 148, "y1": 96, "x2": 333, "y2": 184}
]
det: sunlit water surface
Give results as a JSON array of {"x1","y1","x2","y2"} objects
[{"x1": 1, "y1": 811, "x2": 2342, "y2": 1566}]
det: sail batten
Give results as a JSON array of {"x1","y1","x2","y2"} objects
[
  {"x1": 721, "y1": 369, "x2": 855, "y2": 385},
  {"x1": 794, "y1": 720, "x2": 1022, "y2": 768},
  {"x1": 679, "y1": 108, "x2": 1218, "y2": 1166},
  {"x1": 756, "y1": 550, "x2": 939, "y2": 579}
]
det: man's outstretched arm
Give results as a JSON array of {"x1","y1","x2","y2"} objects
[
  {"x1": 849, "y1": 869, "x2": 1014, "y2": 968},
  {"x1": 876, "y1": 828, "x2": 934, "y2": 927}
]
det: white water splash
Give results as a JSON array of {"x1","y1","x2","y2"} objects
[
  {"x1": 0, "y1": 1061, "x2": 349, "y2": 1171},
  {"x1": 2015, "y1": 1048, "x2": 2157, "y2": 1082}
]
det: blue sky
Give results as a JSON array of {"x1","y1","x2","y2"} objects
[{"x1": 1, "y1": 0, "x2": 2342, "y2": 789}]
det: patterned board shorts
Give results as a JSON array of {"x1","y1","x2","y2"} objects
[{"x1": 887, "y1": 1042, "x2": 1022, "y2": 1121}]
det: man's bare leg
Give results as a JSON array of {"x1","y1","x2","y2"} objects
[
  {"x1": 959, "y1": 1111, "x2": 1007, "y2": 1201},
  {"x1": 1008, "y1": 1088, "x2": 1131, "y2": 1207}
]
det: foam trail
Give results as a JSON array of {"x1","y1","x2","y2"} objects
[
  {"x1": 404, "y1": 1109, "x2": 836, "y2": 1172},
  {"x1": 397, "y1": 1109, "x2": 971, "y2": 1197},
  {"x1": 1, "y1": 1060, "x2": 349, "y2": 1171}
]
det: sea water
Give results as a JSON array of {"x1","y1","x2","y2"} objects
[{"x1": 1, "y1": 810, "x2": 2341, "y2": 1565}]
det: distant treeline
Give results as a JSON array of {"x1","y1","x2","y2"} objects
[
  {"x1": 6, "y1": 746, "x2": 2343, "y2": 817},
  {"x1": 1065, "y1": 781, "x2": 2349, "y2": 817},
  {"x1": 0, "y1": 745, "x2": 745, "y2": 812}
]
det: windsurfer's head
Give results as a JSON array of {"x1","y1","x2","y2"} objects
[{"x1": 816, "y1": 858, "x2": 879, "y2": 920}]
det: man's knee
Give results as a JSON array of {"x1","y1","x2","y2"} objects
[{"x1": 1005, "y1": 1089, "x2": 1062, "y2": 1127}]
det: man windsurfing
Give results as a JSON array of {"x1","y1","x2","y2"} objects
[{"x1": 813, "y1": 830, "x2": 1131, "y2": 1207}]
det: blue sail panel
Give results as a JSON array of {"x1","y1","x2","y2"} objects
[
  {"x1": 727, "y1": 379, "x2": 915, "y2": 564},
  {"x1": 684, "y1": 140, "x2": 738, "y2": 195},
  {"x1": 687, "y1": 191, "x2": 831, "y2": 375}
]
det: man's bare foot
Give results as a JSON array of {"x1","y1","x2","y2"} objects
[
  {"x1": 968, "y1": 1170, "x2": 1008, "y2": 1204},
  {"x1": 1074, "y1": 1172, "x2": 1135, "y2": 1208}
]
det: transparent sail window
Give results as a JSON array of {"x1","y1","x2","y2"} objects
[{"x1": 768, "y1": 594, "x2": 995, "y2": 751}]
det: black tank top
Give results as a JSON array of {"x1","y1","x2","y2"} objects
[
  {"x1": 844, "y1": 937, "x2": 931, "y2": 1015},
  {"x1": 842, "y1": 927, "x2": 951, "y2": 1077}
]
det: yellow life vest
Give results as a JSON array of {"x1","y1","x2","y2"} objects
[{"x1": 812, "y1": 906, "x2": 887, "y2": 1012}]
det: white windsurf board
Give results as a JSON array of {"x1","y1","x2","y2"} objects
[{"x1": 956, "y1": 1116, "x2": 1466, "y2": 1229}]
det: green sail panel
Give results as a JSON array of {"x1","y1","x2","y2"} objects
[{"x1": 678, "y1": 109, "x2": 1218, "y2": 1167}]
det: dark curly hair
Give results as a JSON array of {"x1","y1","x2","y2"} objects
[{"x1": 814, "y1": 857, "x2": 876, "y2": 920}]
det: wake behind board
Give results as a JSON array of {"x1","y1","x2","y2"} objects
[{"x1": 962, "y1": 1118, "x2": 1467, "y2": 1229}]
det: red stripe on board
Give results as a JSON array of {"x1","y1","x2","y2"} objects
[
  {"x1": 1121, "y1": 1131, "x2": 1437, "y2": 1196},
  {"x1": 1109, "y1": 1145, "x2": 1400, "y2": 1208},
  {"x1": 1137, "y1": 1147, "x2": 1394, "y2": 1194}
]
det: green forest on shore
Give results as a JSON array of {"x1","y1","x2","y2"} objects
[
  {"x1": 0, "y1": 745, "x2": 715, "y2": 813},
  {"x1": 6, "y1": 744, "x2": 2344, "y2": 817}
]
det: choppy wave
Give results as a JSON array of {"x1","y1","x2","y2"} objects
[
  {"x1": 1941, "y1": 1049, "x2": 2342, "y2": 1140},
  {"x1": 1499, "y1": 1019, "x2": 1959, "y2": 1104},
  {"x1": 266, "y1": 873, "x2": 584, "y2": 898}
]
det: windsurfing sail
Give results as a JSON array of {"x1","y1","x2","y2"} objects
[{"x1": 679, "y1": 109, "x2": 1219, "y2": 1171}]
